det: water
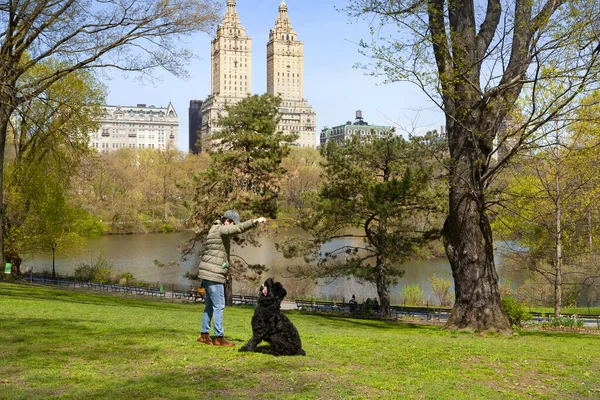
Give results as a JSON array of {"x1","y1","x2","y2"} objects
[{"x1": 25, "y1": 232, "x2": 521, "y2": 304}]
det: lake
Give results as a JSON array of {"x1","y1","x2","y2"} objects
[{"x1": 24, "y1": 232, "x2": 524, "y2": 304}]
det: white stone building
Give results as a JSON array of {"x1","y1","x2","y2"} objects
[{"x1": 90, "y1": 103, "x2": 178, "y2": 152}]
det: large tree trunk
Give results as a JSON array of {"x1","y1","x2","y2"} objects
[
  {"x1": 0, "y1": 102, "x2": 10, "y2": 270},
  {"x1": 443, "y1": 125, "x2": 512, "y2": 334}
]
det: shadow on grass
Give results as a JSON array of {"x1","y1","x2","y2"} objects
[{"x1": 23, "y1": 358, "x2": 314, "y2": 399}]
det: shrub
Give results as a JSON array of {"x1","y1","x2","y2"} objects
[
  {"x1": 401, "y1": 283, "x2": 424, "y2": 306},
  {"x1": 74, "y1": 255, "x2": 115, "y2": 282},
  {"x1": 118, "y1": 272, "x2": 137, "y2": 286},
  {"x1": 74, "y1": 255, "x2": 145, "y2": 285},
  {"x1": 546, "y1": 316, "x2": 584, "y2": 328},
  {"x1": 429, "y1": 274, "x2": 454, "y2": 306},
  {"x1": 160, "y1": 223, "x2": 175, "y2": 233},
  {"x1": 502, "y1": 296, "x2": 532, "y2": 326},
  {"x1": 73, "y1": 214, "x2": 107, "y2": 237}
]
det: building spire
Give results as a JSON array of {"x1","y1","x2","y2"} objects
[
  {"x1": 220, "y1": 0, "x2": 241, "y2": 30},
  {"x1": 273, "y1": 0, "x2": 294, "y2": 38}
]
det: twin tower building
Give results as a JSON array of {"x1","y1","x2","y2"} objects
[{"x1": 198, "y1": 0, "x2": 317, "y2": 150}]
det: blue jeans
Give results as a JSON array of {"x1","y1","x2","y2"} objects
[{"x1": 201, "y1": 280, "x2": 225, "y2": 337}]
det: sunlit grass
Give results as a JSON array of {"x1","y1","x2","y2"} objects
[{"x1": 1, "y1": 282, "x2": 599, "y2": 399}]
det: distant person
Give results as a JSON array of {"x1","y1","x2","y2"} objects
[
  {"x1": 348, "y1": 294, "x2": 357, "y2": 312},
  {"x1": 364, "y1": 298, "x2": 373, "y2": 315},
  {"x1": 197, "y1": 210, "x2": 266, "y2": 347}
]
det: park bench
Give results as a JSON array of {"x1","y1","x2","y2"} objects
[
  {"x1": 389, "y1": 306, "x2": 404, "y2": 319},
  {"x1": 314, "y1": 301, "x2": 335, "y2": 312},
  {"x1": 232, "y1": 294, "x2": 258, "y2": 306},
  {"x1": 295, "y1": 299, "x2": 314, "y2": 311},
  {"x1": 404, "y1": 307, "x2": 433, "y2": 320},
  {"x1": 387, "y1": 306, "x2": 435, "y2": 320},
  {"x1": 232, "y1": 294, "x2": 245, "y2": 305},
  {"x1": 333, "y1": 302, "x2": 352, "y2": 313}
]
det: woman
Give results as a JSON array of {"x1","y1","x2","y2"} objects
[{"x1": 197, "y1": 210, "x2": 266, "y2": 346}]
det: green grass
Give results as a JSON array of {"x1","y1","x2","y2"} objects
[{"x1": 1, "y1": 282, "x2": 599, "y2": 399}]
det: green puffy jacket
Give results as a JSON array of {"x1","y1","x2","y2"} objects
[{"x1": 197, "y1": 219, "x2": 258, "y2": 284}]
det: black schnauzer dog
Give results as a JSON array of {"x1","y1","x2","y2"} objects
[{"x1": 239, "y1": 278, "x2": 306, "y2": 356}]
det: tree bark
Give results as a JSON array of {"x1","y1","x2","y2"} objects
[
  {"x1": 0, "y1": 101, "x2": 11, "y2": 269},
  {"x1": 443, "y1": 125, "x2": 512, "y2": 334}
]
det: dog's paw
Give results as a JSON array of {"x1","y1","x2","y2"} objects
[{"x1": 238, "y1": 345, "x2": 249, "y2": 352}]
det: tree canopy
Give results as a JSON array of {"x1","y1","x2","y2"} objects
[{"x1": 4, "y1": 63, "x2": 105, "y2": 274}]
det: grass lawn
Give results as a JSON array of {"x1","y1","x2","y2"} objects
[{"x1": 1, "y1": 282, "x2": 599, "y2": 399}]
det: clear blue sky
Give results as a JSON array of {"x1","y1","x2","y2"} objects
[{"x1": 105, "y1": 0, "x2": 444, "y2": 151}]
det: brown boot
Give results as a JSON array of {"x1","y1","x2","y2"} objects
[
  {"x1": 198, "y1": 332, "x2": 213, "y2": 345},
  {"x1": 213, "y1": 336, "x2": 235, "y2": 347}
]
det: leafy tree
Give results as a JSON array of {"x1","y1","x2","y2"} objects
[
  {"x1": 347, "y1": 0, "x2": 600, "y2": 333},
  {"x1": 186, "y1": 94, "x2": 297, "y2": 302},
  {"x1": 492, "y1": 99, "x2": 600, "y2": 316},
  {"x1": 0, "y1": 0, "x2": 220, "y2": 266},
  {"x1": 3, "y1": 64, "x2": 104, "y2": 275},
  {"x1": 278, "y1": 131, "x2": 446, "y2": 319}
]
